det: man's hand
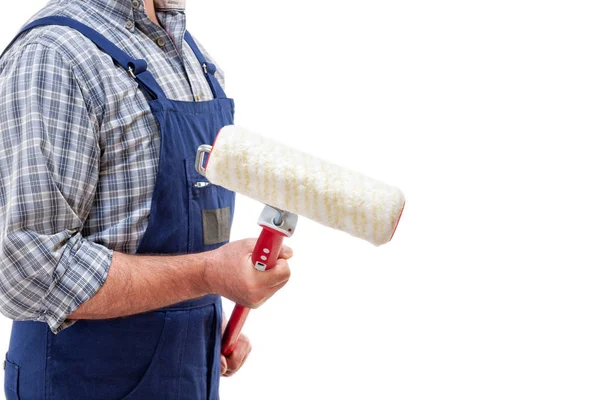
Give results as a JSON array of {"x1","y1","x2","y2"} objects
[
  {"x1": 216, "y1": 242, "x2": 293, "y2": 376},
  {"x1": 220, "y1": 314, "x2": 252, "y2": 377},
  {"x1": 205, "y1": 239, "x2": 293, "y2": 308}
]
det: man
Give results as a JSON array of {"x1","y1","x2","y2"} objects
[{"x1": 0, "y1": 0, "x2": 292, "y2": 399}]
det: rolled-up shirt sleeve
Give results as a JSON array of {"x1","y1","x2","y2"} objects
[{"x1": 0, "y1": 42, "x2": 112, "y2": 333}]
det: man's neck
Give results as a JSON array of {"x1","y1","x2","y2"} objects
[{"x1": 144, "y1": 0, "x2": 159, "y2": 25}]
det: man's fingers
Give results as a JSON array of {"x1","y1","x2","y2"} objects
[
  {"x1": 225, "y1": 351, "x2": 250, "y2": 377},
  {"x1": 223, "y1": 334, "x2": 252, "y2": 377},
  {"x1": 279, "y1": 245, "x2": 293, "y2": 259},
  {"x1": 220, "y1": 355, "x2": 227, "y2": 375},
  {"x1": 266, "y1": 258, "x2": 291, "y2": 288}
]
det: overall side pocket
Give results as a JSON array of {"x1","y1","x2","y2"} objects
[{"x1": 4, "y1": 358, "x2": 20, "y2": 400}]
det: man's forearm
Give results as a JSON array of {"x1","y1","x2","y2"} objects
[
  {"x1": 69, "y1": 251, "x2": 214, "y2": 320},
  {"x1": 68, "y1": 238, "x2": 292, "y2": 322}
]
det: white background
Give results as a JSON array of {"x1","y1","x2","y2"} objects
[{"x1": 1, "y1": 1, "x2": 600, "y2": 399}]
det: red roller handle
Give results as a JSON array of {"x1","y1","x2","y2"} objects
[{"x1": 221, "y1": 226, "x2": 286, "y2": 356}]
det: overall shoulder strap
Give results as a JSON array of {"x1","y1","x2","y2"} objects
[
  {"x1": 184, "y1": 32, "x2": 227, "y2": 99},
  {"x1": 2, "y1": 16, "x2": 166, "y2": 100}
]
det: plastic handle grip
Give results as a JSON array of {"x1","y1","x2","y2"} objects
[{"x1": 221, "y1": 227, "x2": 285, "y2": 356}]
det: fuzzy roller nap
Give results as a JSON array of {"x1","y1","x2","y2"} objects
[
  {"x1": 204, "y1": 125, "x2": 405, "y2": 246},
  {"x1": 196, "y1": 125, "x2": 405, "y2": 356}
]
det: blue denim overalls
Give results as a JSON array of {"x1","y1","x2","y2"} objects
[{"x1": 3, "y1": 16, "x2": 235, "y2": 400}]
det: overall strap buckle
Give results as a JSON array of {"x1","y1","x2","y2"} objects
[{"x1": 127, "y1": 59, "x2": 148, "y2": 80}]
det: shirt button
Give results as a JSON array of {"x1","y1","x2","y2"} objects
[
  {"x1": 132, "y1": 0, "x2": 140, "y2": 8},
  {"x1": 125, "y1": 20, "x2": 134, "y2": 30},
  {"x1": 156, "y1": 37, "x2": 167, "y2": 47}
]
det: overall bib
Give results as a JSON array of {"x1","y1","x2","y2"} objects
[{"x1": 3, "y1": 16, "x2": 235, "y2": 400}]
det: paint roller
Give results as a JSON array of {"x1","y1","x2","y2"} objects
[{"x1": 196, "y1": 125, "x2": 405, "y2": 356}]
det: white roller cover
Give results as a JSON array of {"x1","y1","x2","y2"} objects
[{"x1": 205, "y1": 125, "x2": 405, "y2": 246}]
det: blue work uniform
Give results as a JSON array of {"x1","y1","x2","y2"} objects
[{"x1": 2, "y1": 16, "x2": 235, "y2": 400}]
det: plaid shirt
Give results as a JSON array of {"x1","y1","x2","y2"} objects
[{"x1": 0, "y1": 0, "x2": 225, "y2": 333}]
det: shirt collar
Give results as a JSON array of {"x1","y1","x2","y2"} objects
[
  {"x1": 84, "y1": 0, "x2": 136, "y2": 26},
  {"x1": 83, "y1": 0, "x2": 187, "y2": 27}
]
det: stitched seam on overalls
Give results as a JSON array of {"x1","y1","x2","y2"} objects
[
  {"x1": 176, "y1": 311, "x2": 191, "y2": 399},
  {"x1": 45, "y1": 326, "x2": 51, "y2": 400},
  {"x1": 161, "y1": 304, "x2": 218, "y2": 312},
  {"x1": 206, "y1": 303, "x2": 220, "y2": 397}
]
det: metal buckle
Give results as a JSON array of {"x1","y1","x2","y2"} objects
[
  {"x1": 128, "y1": 66, "x2": 136, "y2": 79},
  {"x1": 195, "y1": 144, "x2": 213, "y2": 177}
]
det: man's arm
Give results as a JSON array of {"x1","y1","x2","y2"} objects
[
  {"x1": 0, "y1": 42, "x2": 113, "y2": 333},
  {"x1": 69, "y1": 239, "x2": 293, "y2": 321}
]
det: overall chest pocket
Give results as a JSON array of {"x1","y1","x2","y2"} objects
[{"x1": 185, "y1": 157, "x2": 235, "y2": 253}]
